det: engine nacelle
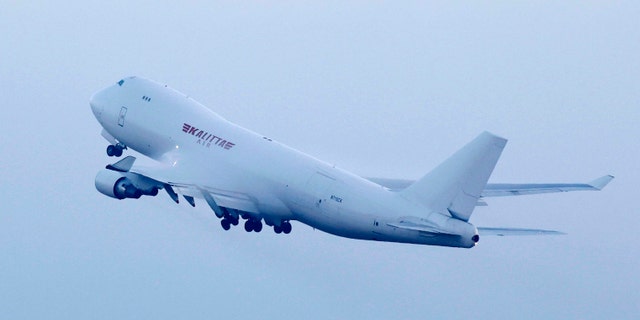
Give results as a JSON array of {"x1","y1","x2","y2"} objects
[{"x1": 95, "y1": 169, "x2": 159, "y2": 199}]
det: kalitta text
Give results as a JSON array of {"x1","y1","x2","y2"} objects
[{"x1": 182, "y1": 123, "x2": 235, "y2": 150}]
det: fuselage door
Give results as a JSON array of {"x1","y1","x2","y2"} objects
[{"x1": 118, "y1": 106, "x2": 127, "y2": 127}]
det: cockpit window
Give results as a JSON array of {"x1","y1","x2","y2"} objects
[{"x1": 117, "y1": 79, "x2": 125, "y2": 86}]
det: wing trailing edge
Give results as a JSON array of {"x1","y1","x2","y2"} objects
[
  {"x1": 478, "y1": 227, "x2": 565, "y2": 236},
  {"x1": 367, "y1": 175, "x2": 614, "y2": 199},
  {"x1": 481, "y1": 175, "x2": 614, "y2": 197}
]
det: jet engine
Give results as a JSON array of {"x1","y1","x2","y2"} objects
[{"x1": 95, "y1": 169, "x2": 159, "y2": 199}]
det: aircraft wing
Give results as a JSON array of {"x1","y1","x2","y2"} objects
[
  {"x1": 477, "y1": 227, "x2": 565, "y2": 236},
  {"x1": 107, "y1": 156, "x2": 260, "y2": 215},
  {"x1": 481, "y1": 175, "x2": 614, "y2": 197},
  {"x1": 167, "y1": 182, "x2": 260, "y2": 214},
  {"x1": 367, "y1": 175, "x2": 614, "y2": 198}
]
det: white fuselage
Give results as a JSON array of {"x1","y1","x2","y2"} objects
[{"x1": 90, "y1": 77, "x2": 477, "y2": 248}]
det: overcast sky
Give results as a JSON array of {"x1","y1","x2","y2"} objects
[{"x1": 1, "y1": 1, "x2": 638, "y2": 319}]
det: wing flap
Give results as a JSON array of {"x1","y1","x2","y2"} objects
[
  {"x1": 126, "y1": 164, "x2": 260, "y2": 214},
  {"x1": 169, "y1": 183, "x2": 260, "y2": 214}
]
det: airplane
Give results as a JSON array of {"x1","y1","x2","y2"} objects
[{"x1": 89, "y1": 76, "x2": 613, "y2": 248}]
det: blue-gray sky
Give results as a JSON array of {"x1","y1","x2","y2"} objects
[{"x1": 1, "y1": 1, "x2": 638, "y2": 319}]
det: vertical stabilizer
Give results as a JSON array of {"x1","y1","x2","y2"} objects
[{"x1": 400, "y1": 132, "x2": 507, "y2": 221}]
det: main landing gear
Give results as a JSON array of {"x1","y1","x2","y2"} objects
[
  {"x1": 219, "y1": 215, "x2": 292, "y2": 235},
  {"x1": 220, "y1": 215, "x2": 239, "y2": 231},
  {"x1": 194, "y1": 192, "x2": 292, "y2": 235},
  {"x1": 273, "y1": 221, "x2": 292, "y2": 234},
  {"x1": 244, "y1": 219, "x2": 263, "y2": 232},
  {"x1": 106, "y1": 144, "x2": 126, "y2": 157}
]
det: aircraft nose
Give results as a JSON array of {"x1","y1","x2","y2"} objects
[{"x1": 90, "y1": 89, "x2": 107, "y2": 120}]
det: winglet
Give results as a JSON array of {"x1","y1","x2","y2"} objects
[
  {"x1": 106, "y1": 156, "x2": 136, "y2": 172},
  {"x1": 588, "y1": 175, "x2": 614, "y2": 190}
]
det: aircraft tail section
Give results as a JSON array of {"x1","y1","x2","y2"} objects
[{"x1": 401, "y1": 132, "x2": 507, "y2": 221}]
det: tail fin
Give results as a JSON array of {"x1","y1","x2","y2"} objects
[{"x1": 400, "y1": 132, "x2": 507, "y2": 221}]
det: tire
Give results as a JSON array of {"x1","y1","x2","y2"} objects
[
  {"x1": 244, "y1": 220, "x2": 253, "y2": 232},
  {"x1": 282, "y1": 222, "x2": 292, "y2": 234}
]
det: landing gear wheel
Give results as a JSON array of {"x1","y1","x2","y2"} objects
[
  {"x1": 254, "y1": 221, "x2": 263, "y2": 233},
  {"x1": 230, "y1": 218, "x2": 239, "y2": 226},
  {"x1": 282, "y1": 221, "x2": 292, "y2": 234},
  {"x1": 114, "y1": 146, "x2": 123, "y2": 157},
  {"x1": 221, "y1": 219, "x2": 231, "y2": 231},
  {"x1": 273, "y1": 225, "x2": 282, "y2": 234},
  {"x1": 244, "y1": 220, "x2": 253, "y2": 232},
  {"x1": 106, "y1": 145, "x2": 124, "y2": 157}
]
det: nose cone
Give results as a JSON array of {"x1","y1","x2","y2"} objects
[{"x1": 90, "y1": 89, "x2": 107, "y2": 120}]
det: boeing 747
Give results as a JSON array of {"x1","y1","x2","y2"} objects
[{"x1": 90, "y1": 76, "x2": 612, "y2": 248}]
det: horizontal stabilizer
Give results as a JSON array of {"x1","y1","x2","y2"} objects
[
  {"x1": 387, "y1": 221, "x2": 448, "y2": 235},
  {"x1": 478, "y1": 227, "x2": 565, "y2": 236}
]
